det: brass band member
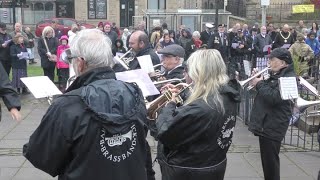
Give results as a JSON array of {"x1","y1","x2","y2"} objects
[
  {"x1": 0, "y1": 62, "x2": 21, "y2": 121},
  {"x1": 157, "y1": 44, "x2": 185, "y2": 80},
  {"x1": 248, "y1": 48, "x2": 295, "y2": 180},
  {"x1": 156, "y1": 49, "x2": 240, "y2": 180},
  {"x1": 23, "y1": 29, "x2": 149, "y2": 180},
  {"x1": 114, "y1": 30, "x2": 160, "y2": 72}
]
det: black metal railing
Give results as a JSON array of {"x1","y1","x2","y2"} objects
[{"x1": 237, "y1": 57, "x2": 320, "y2": 152}]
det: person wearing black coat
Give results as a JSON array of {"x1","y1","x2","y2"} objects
[
  {"x1": 248, "y1": 48, "x2": 296, "y2": 180},
  {"x1": 273, "y1": 24, "x2": 295, "y2": 49},
  {"x1": 23, "y1": 29, "x2": 149, "y2": 180},
  {"x1": 200, "y1": 23, "x2": 213, "y2": 46},
  {"x1": 0, "y1": 22, "x2": 13, "y2": 75},
  {"x1": 156, "y1": 49, "x2": 240, "y2": 180},
  {"x1": 230, "y1": 30, "x2": 252, "y2": 80},
  {"x1": 10, "y1": 34, "x2": 29, "y2": 94},
  {"x1": 113, "y1": 39, "x2": 127, "y2": 55},
  {"x1": 0, "y1": 62, "x2": 21, "y2": 122},
  {"x1": 157, "y1": 44, "x2": 185, "y2": 80},
  {"x1": 105, "y1": 23, "x2": 118, "y2": 47},
  {"x1": 253, "y1": 27, "x2": 273, "y2": 58},
  {"x1": 208, "y1": 24, "x2": 230, "y2": 62},
  {"x1": 38, "y1": 26, "x2": 59, "y2": 82}
]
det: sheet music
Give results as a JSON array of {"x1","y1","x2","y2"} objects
[
  {"x1": 4, "y1": 39, "x2": 11, "y2": 46},
  {"x1": 21, "y1": 76, "x2": 62, "y2": 99},
  {"x1": 243, "y1": 60, "x2": 251, "y2": 76},
  {"x1": 256, "y1": 57, "x2": 268, "y2": 72},
  {"x1": 231, "y1": 43, "x2": 239, "y2": 49},
  {"x1": 299, "y1": 76, "x2": 319, "y2": 96},
  {"x1": 263, "y1": 45, "x2": 272, "y2": 52},
  {"x1": 19, "y1": 52, "x2": 29, "y2": 60},
  {"x1": 116, "y1": 69, "x2": 160, "y2": 97},
  {"x1": 281, "y1": 44, "x2": 291, "y2": 49},
  {"x1": 115, "y1": 52, "x2": 124, "y2": 58},
  {"x1": 137, "y1": 55, "x2": 154, "y2": 73},
  {"x1": 279, "y1": 77, "x2": 298, "y2": 100}
]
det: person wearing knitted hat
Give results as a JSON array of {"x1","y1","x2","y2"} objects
[
  {"x1": 56, "y1": 35, "x2": 70, "y2": 91},
  {"x1": 97, "y1": 22, "x2": 104, "y2": 32},
  {"x1": 249, "y1": 48, "x2": 296, "y2": 180}
]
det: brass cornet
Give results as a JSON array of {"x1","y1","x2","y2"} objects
[
  {"x1": 146, "y1": 83, "x2": 192, "y2": 120},
  {"x1": 114, "y1": 48, "x2": 135, "y2": 70},
  {"x1": 238, "y1": 67, "x2": 270, "y2": 89},
  {"x1": 153, "y1": 78, "x2": 185, "y2": 88}
]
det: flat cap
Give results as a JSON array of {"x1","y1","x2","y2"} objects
[
  {"x1": 268, "y1": 48, "x2": 292, "y2": 64},
  {"x1": 158, "y1": 44, "x2": 185, "y2": 58},
  {"x1": 206, "y1": 23, "x2": 214, "y2": 28}
]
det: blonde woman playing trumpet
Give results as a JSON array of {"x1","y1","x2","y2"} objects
[{"x1": 156, "y1": 49, "x2": 240, "y2": 180}]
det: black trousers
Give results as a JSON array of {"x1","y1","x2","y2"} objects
[
  {"x1": 0, "y1": 60, "x2": 11, "y2": 76},
  {"x1": 259, "y1": 136, "x2": 281, "y2": 180},
  {"x1": 43, "y1": 67, "x2": 55, "y2": 82},
  {"x1": 146, "y1": 141, "x2": 155, "y2": 180}
]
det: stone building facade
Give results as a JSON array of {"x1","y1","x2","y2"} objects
[{"x1": 74, "y1": 0, "x2": 181, "y2": 28}]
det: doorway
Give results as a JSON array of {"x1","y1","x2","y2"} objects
[{"x1": 120, "y1": 0, "x2": 135, "y2": 27}]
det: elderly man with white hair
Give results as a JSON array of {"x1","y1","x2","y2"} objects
[
  {"x1": 185, "y1": 31, "x2": 202, "y2": 59},
  {"x1": 23, "y1": 29, "x2": 149, "y2": 180}
]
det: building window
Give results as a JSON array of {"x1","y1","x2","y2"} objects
[
  {"x1": 34, "y1": 2, "x2": 44, "y2": 11},
  {"x1": 45, "y1": 2, "x2": 53, "y2": 11},
  {"x1": 148, "y1": 0, "x2": 166, "y2": 9},
  {"x1": 88, "y1": 0, "x2": 107, "y2": 19}
]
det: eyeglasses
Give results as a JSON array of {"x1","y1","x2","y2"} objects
[{"x1": 60, "y1": 49, "x2": 78, "y2": 64}]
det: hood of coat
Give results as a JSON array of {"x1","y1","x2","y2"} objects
[
  {"x1": 67, "y1": 66, "x2": 146, "y2": 125},
  {"x1": 220, "y1": 80, "x2": 241, "y2": 103}
]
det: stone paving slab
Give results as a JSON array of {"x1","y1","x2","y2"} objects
[{"x1": 0, "y1": 96, "x2": 319, "y2": 179}]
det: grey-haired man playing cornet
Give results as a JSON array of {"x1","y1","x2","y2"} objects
[{"x1": 248, "y1": 48, "x2": 296, "y2": 180}]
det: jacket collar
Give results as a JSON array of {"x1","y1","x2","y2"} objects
[
  {"x1": 136, "y1": 44, "x2": 152, "y2": 57},
  {"x1": 271, "y1": 63, "x2": 294, "y2": 79},
  {"x1": 66, "y1": 66, "x2": 116, "y2": 92}
]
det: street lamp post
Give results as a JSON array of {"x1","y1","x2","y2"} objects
[
  {"x1": 261, "y1": 0, "x2": 270, "y2": 27},
  {"x1": 215, "y1": 0, "x2": 219, "y2": 32},
  {"x1": 12, "y1": 0, "x2": 16, "y2": 26}
]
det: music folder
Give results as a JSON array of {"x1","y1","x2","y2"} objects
[
  {"x1": 20, "y1": 76, "x2": 62, "y2": 99},
  {"x1": 279, "y1": 77, "x2": 298, "y2": 100},
  {"x1": 116, "y1": 69, "x2": 160, "y2": 97}
]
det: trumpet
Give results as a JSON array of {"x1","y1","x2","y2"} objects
[
  {"x1": 238, "y1": 67, "x2": 270, "y2": 89},
  {"x1": 153, "y1": 63, "x2": 163, "y2": 69},
  {"x1": 153, "y1": 78, "x2": 185, "y2": 87},
  {"x1": 146, "y1": 83, "x2": 192, "y2": 120},
  {"x1": 295, "y1": 97, "x2": 320, "y2": 113}
]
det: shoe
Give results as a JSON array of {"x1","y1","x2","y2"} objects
[{"x1": 22, "y1": 88, "x2": 30, "y2": 95}]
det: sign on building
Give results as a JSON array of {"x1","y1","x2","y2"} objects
[
  {"x1": 292, "y1": 4, "x2": 315, "y2": 13},
  {"x1": 261, "y1": 0, "x2": 270, "y2": 6},
  {"x1": 88, "y1": 0, "x2": 107, "y2": 19}
]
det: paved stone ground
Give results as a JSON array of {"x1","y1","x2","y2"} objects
[{"x1": 0, "y1": 94, "x2": 319, "y2": 180}]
